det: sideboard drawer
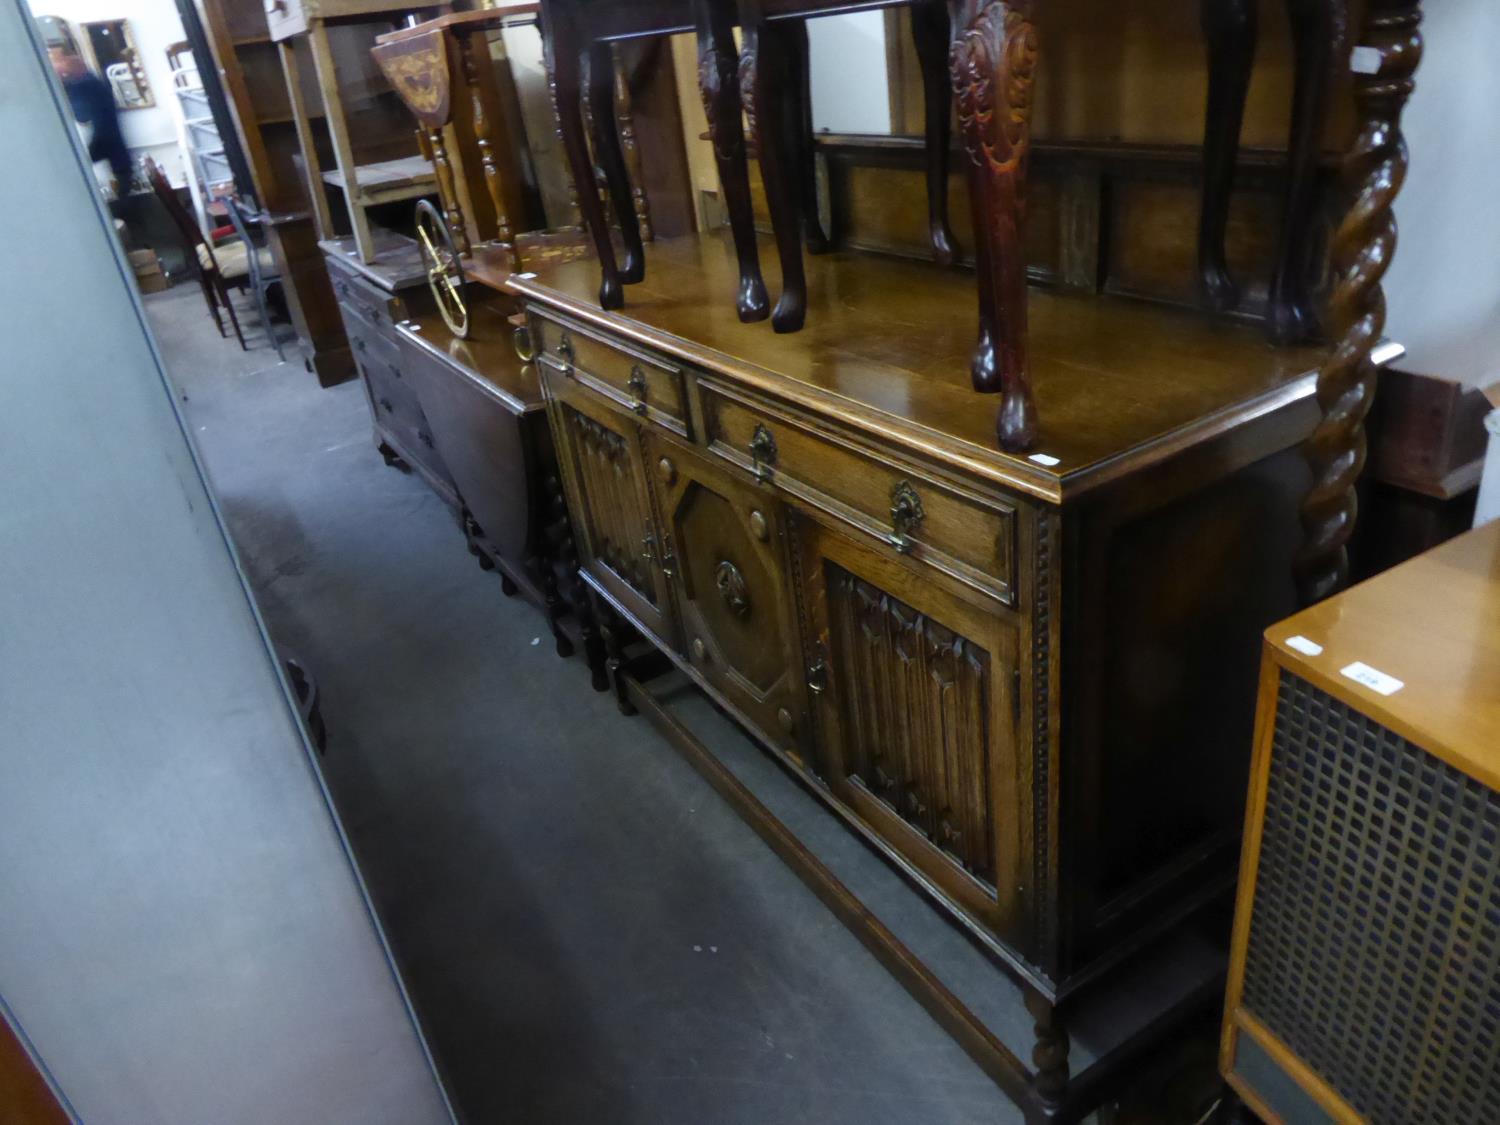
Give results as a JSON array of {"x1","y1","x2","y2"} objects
[
  {"x1": 702, "y1": 381, "x2": 1015, "y2": 605},
  {"x1": 532, "y1": 314, "x2": 689, "y2": 438}
]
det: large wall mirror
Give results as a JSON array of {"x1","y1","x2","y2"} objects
[{"x1": 79, "y1": 18, "x2": 154, "y2": 110}]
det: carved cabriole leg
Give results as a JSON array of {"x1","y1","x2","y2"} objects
[
  {"x1": 1296, "y1": 1, "x2": 1422, "y2": 606},
  {"x1": 1268, "y1": 0, "x2": 1346, "y2": 344},
  {"x1": 695, "y1": 0, "x2": 770, "y2": 322},
  {"x1": 457, "y1": 29, "x2": 517, "y2": 265},
  {"x1": 1198, "y1": 0, "x2": 1257, "y2": 312},
  {"x1": 1024, "y1": 989, "x2": 1070, "y2": 1113},
  {"x1": 949, "y1": 0, "x2": 1040, "y2": 452},
  {"x1": 542, "y1": 42, "x2": 584, "y2": 228},
  {"x1": 428, "y1": 127, "x2": 471, "y2": 256},
  {"x1": 613, "y1": 54, "x2": 655, "y2": 243},
  {"x1": 588, "y1": 41, "x2": 647, "y2": 285},
  {"x1": 545, "y1": 6, "x2": 624, "y2": 309},
  {"x1": 782, "y1": 22, "x2": 831, "y2": 254},
  {"x1": 738, "y1": 1, "x2": 809, "y2": 333},
  {"x1": 912, "y1": 0, "x2": 958, "y2": 266}
]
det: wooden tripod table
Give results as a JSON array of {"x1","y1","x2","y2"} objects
[{"x1": 541, "y1": 0, "x2": 1039, "y2": 449}]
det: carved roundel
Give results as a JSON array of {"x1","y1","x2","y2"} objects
[{"x1": 715, "y1": 559, "x2": 751, "y2": 619}]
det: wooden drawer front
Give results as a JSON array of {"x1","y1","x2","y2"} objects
[
  {"x1": 533, "y1": 315, "x2": 689, "y2": 437},
  {"x1": 329, "y1": 264, "x2": 400, "y2": 333},
  {"x1": 702, "y1": 382, "x2": 1015, "y2": 605},
  {"x1": 341, "y1": 310, "x2": 402, "y2": 379}
]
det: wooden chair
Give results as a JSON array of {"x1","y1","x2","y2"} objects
[{"x1": 144, "y1": 156, "x2": 246, "y2": 349}]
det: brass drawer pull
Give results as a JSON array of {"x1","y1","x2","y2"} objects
[
  {"x1": 715, "y1": 560, "x2": 750, "y2": 619},
  {"x1": 748, "y1": 424, "x2": 777, "y2": 482},
  {"x1": 627, "y1": 365, "x2": 648, "y2": 415},
  {"x1": 807, "y1": 657, "x2": 828, "y2": 695},
  {"x1": 513, "y1": 323, "x2": 537, "y2": 363},
  {"x1": 556, "y1": 330, "x2": 574, "y2": 369},
  {"x1": 889, "y1": 480, "x2": 925, "y2": 554},
  {"x1": 660, "y1": 538, "x2": 677, "y2": 580}
]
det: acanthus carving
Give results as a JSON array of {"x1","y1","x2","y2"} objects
[
  {"x1": 736, "y1": 44, "x2": 759, "y2": 153},
  {"x1": 948, "y1": 0, "x2": 1040, "y2": 453},
  {"x1": 1296, "y1": 2, "x2": 1423, "y2": 606}
]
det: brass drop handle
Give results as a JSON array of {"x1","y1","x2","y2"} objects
[
  {"x1": 512, "y1": 323, "x2": 537, "y2": 363},
  {"x1": 556, "y1": 331, "x2": 574, "y2": 369},
  {"x1": 641, "y1": 533, "x2": 657, "y2": 563},
  {"x1": 660, "y1": 537, "x2": 677, "y2": 580},
  {"x1": 807, "y1": 657, "x2": 828, "y2": 695},
  {"x1": 748, "y1": 424, "x2": 777, "y2": 483},
  {"x1": 888, "y1": 480, "x2": 925, "y2": 555},
  {"x1": 627, "y1": 366, "x2": 648, "y2": 415}
]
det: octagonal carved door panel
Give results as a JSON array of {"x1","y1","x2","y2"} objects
[{"x1": 645, "y1": 433, "x2": 809, "y2": 763}]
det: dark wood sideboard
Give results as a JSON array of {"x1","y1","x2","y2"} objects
[{"x1": 509, "y1": 230, "x2": 1330, "y2": 1120}]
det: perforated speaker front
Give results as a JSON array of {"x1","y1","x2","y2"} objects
[{"x1": 1240, "y1": 672, "x2": 1500, "y2": 1123}]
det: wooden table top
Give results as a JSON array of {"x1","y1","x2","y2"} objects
[
  {"x1": 402, "y1": 298, "x2": 542, "y2": 411},
  {"x1": 1267, "y1": 520, "x2": 1500, "y2": 789},
  {"x1": 506, "y1": 231, "x2": 1326, "y2": 501}
]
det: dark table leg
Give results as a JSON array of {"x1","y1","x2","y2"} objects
[
  {"x1": 588, "y1": 41, "x2": 647, "y2": 285},
  {"x1": 546, "y1": 5, "x2": 624, "y2": 310},
  {"x1": 1268, "y1": 0, "x2": 1342, "y2": 344},
  {"x1": 912, "y1": 0, "x2": 957, "y2": 266},
  {"x1": 695, "y1": 0, "x2": 771, "y2": 321},
  {"x1": 783, "y1": 21, "x2": 831, "y2": 254},
  {"x1": 949, "y1": 0, "x2": 1040, "y2": 452},
  {"x1": 1198, "y1": 0, "x2": 1257, "y2": 313},
  {"x1": 738, "y1": 0, "x2": 808, "y2": 333}
]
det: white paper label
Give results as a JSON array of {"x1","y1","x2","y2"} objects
[
  {"x1": 1350, "y1": 46, "x2": 1382, "y2": 75},
  {"x1": 1029, "y1": 453, "x2": 1062, "y2": 467},
  {"x1": 517, "y1": 272, "x2": 538, "y2": 280},
  {"x1": 1341, "y1": 661, "x2": 1405, "y2": 696},
  {"x1": 1286, "y1": 635, "x2": 1324, "y2": 657}
]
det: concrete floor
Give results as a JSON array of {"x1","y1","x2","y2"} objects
[{"x1": 143, "y1": 285, "x2": 1214, "y2": 1125}]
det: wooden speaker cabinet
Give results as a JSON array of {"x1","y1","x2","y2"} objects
[{"x1": 1222, "y1": 520, "x2": 1500, "y2": 1124}]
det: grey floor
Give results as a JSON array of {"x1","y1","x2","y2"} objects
[{"x1": 144, "y1": 286, "x2": 1213, "y2": 1125}]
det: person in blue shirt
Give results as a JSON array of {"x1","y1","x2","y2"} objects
[{"x1": 49, "y1": 45, "x2": 133, "y2": 194}]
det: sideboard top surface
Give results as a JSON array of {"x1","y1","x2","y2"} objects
[{"x1": 507, "y1": 232, "x2": 1324, "y2": 503}]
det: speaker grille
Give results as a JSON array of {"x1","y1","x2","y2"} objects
[{"x1": 1242, "y1": 672, "x2": 1500, "y2": 1123}]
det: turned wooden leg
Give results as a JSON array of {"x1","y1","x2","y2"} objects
[
  {"x1": 1198, "y1": 0, "x2": 1258, "y2": 313},
  {"x1": 912, "y1": 0, "x2": 958, "y2": 266},
  {"x1": 782, "y1": 21, "x2": 831, "y2": 254},
  {"x1": 949, "y1": 0, "x2": 1040, "y2": 452},
  {"x1": 1025, "y1": 990, "x2": 1070, "y2": 1115},
  {"x1": 1296, "y1": 1, "x2": 1423, "y2": 605},
  {"x1": 738, "y1": 2, "x2": 808, "y2": 333},
  {"x1": 598, "y1": 598, "x2": 637, "y2": 717},
  {"x1": 588, "y1": 41, "x2": 646, "y2": 285},
  {"x1": 695, "y1": 0, "x2": 770, "y2": 322},
  {"x1": 545, "y1": 7, "x2": 623, "y2": 310},
  {"x1": 1268, "y1": 0, "x2": 1343, "y2": 344}
]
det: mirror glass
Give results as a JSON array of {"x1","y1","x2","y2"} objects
[{"x1": 81, "y1": 19, "x2": 153, "y2": 110}]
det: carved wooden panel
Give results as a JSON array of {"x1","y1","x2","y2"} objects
[
  {"x1": 556, "y1": 401, "x2": 664, "y2": 628},
  {"x1": 827, "y1": 564, "x2": 996, "y2": 885}
]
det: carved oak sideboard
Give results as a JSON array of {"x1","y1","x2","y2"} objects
[{"x1": 510, "y1": 232, "x2": 1328, "y2": 1121}]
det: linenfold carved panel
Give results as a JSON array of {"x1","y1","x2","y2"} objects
[
  {"x1": 560, "y1": 404, "x2": 656, "y2": 604},
  {"x1": 827, "y1": 564, "x2": 995, "y2": 885}
]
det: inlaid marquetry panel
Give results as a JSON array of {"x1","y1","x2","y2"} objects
[
  {"x1": 559, "y1": 403, "x2": 657, "y2": 606},
  {"x1": 827, "y1": 564, "x2": 995, "y2": 886}
]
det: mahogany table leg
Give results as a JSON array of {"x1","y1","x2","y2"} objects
[
  {"x1": 546, "y1": 5, "x2": 623, "y2": 310},
  {"x1": 1197, "y1": 0, "x2": 1257, "y2": 313},
  {"x1": 695, "y1": 0, "x2": 770, "y2": 322},
  {"x1": 738, "y1": 1, "x2": 808, "y2": 333},
  {"x1": 1024, "y1": 989, "x2": 1071, "y2": 1115},
  {"x1": 912, "y1": 0, "x2": 958, "y2": 266},
  {"x1": 1296, "y1": 1, "x2": 1422, "y2": 606},
  {"x1": 588, "y1": 41, "x2": 646, "y2": 285},
  {"x1": 949, "y1": 0, "x2": 1040, "y2": 452},
  {"x1": 1268, "y1": 0, "x2": 1343, "y2": 344},
  {"x1": 783, "y1": 21, "x2": 831, "y2": 254}
]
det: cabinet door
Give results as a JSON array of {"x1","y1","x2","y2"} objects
[
  {"x1": 548, "y1": 378, "x2": 674, "y2": 643},
  {"x1": 646, "y1": 434, "x2": 811, "y2": 764},
  {"x1": 793, "y1": 512, "x2": 1027, "y2": 941}
]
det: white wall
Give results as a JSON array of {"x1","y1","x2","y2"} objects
[
  {"x1": 807, "y1": 10, "x2": 891, "y2": 135},
  {"x1": 25, "y1": 0, "x2": 189, "y2": 183},
  {"x1": 0, "y1": 5, "x2": 455, "y2": 1122},
  {"x1": 1384, "y1": 2, "x2": 1500, "y2": 391}
]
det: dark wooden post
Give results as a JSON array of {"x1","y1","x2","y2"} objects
[
  {"x1": 1296, "y1": 0, "x2": 1423, "y2": 605},
  {"x1": 588, "y1": 40, "x2": 647, "y2": 284},
  {"x1": 948, "y1": 0, "x2": 1040, "y2": 453},
  {"x1": 1198, "y1": 0, "x2": 1257, "y2": 313},
  {"x1": 911, "y1": 0, "x2": 958, "y2": 266},
  {"x1": 1024, "y1": 989, "x2": 1070, "y2": 1113}
]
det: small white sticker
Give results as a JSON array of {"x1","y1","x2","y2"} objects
[
  {"x1": 1029, "y1": 453, "x2": 1062, "y2": 467},
  {"x1": 1286, "y1": 635, "x2": 1324, "y2": 657},
  {"x1": 516, "y1": 272, "x2": 538, "y2": 280},
  {"x1": 1350, "y1": 46, "x2": 1382, "y2": 75},
  {"x1": 408, "y1": 323, "x2": 422, "y2": 331},
  {"x1": 1341, "y1": 661, "x2": 1404, "y2": 697}
]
